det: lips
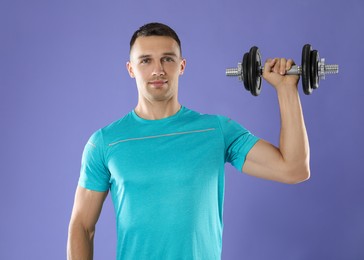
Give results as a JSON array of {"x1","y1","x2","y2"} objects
[{"x1": 149, "y1": 80, "x2": 168, "y2": 87}]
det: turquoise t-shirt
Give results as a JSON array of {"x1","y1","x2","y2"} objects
[{"x1": 79, "y1": 106, "x2": 259, "y2": 260}]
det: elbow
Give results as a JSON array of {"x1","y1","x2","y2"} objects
[
  {"x1": 68, "y1": 218, "x2": 96, "y2": 241},
  {"x1": 282, "y1": 161, "x2": 311, "y2": 185},
  {"x1": 285, "y1": 168, "x2": 310, "y2": 184},
  {"x1": 67, "y1": 219, "x2": 95, "y2": 260}
]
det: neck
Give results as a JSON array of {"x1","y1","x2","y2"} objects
[{"x1": 134, "y1": 99, "x2": 181, "y2": 120}]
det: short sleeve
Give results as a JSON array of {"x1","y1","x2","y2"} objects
[
  {"x1": 217, "y1": 116, "x2": 259, "y2": 171},
  {"x1": 78, "y1": 129, "x2": 111, "y2": 192}
]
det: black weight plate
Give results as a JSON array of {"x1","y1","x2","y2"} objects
[
  {"x1": 302, "y1": 44, "x2": 313, "y2": 95},
  {"x1": 248, "y1": 46, "x2": 262, "y2": 96},
  {"x1": 242, "y1": 52, "x2": 250, "y2": 91},
  {"x1": 310, "y1": 50, "x2": 319, "y2": 89}
]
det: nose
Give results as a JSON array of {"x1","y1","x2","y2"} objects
[{"x1": 152, "y1": 61, "x2": 165, "y2": 76}]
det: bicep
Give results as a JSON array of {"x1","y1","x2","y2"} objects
[
  {"x1": 70, "y1": 186, "x2": 108, "y2": 230},
  {"x1": 242, "y1": 139, "x2": 287, "y2": 182}
]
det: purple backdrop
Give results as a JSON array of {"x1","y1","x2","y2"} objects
[{"x1": 1, "y1": 0, "x2": 363, "y2": 259}]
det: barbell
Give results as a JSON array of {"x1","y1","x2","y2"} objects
[{"x1": 226, "y1": 44, "x2": 339, "y2": 96}]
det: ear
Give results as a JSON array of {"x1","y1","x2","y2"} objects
[
  {"x1": 179, "y1": 59, "x2": 186, "y2": 75},
  {"x1": 126, "y1": 61, "x2": 135, "y2": 78}
]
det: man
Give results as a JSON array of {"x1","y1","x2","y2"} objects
[{"x1": 67, "y1": 22, "x2": 310, "y2": 260}]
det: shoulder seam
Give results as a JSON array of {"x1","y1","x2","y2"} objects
[
  {"x1": 98, "y1": 129, "x2": 109, "y2": 172},
  {"x1": 215, "y1": 116, "x2": 227, "y2": 151}
]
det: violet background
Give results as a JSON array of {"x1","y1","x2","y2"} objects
[{"x1": 1, "y1": 0, "x2": 363, "y2": 259}]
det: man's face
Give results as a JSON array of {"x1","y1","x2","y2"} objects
[{"x1": 127, "y1": 36, "x2": 186, "y2": 102}]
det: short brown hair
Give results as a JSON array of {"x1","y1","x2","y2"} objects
[{"x1": 129, "y1": 22, "x2": 182, "y2": 55}]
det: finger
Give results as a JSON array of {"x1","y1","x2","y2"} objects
[
  {"x1": 263, "y1": 58, "x2": 276, "y2": 74},
  {"x1": 286, "y1": 59, "x2": 295, "y2": 70},
  {"x1": 274, "y1": 58, "x2": 282, "y2": 74},
  {"x1": 279, "y1": 58, "x2": 287, "y2": 75},
  {"x1": 269, "y1": 58, "x2": 280, "y2": 74}
]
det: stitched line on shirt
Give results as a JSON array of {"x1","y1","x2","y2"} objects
[
  {"x1": 87, "y1": 141, "x2": 96, "y2": 148},
  {"x1": 108, "y1": 128, "x2": 216, "y2": 146}
]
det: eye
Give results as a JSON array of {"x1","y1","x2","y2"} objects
[
  {"x1": 140, "y1": 58, "x2": 151, "y2": 64},
  {"x1": 162, "y1": 57, "x2": 175, "y2": 62}
]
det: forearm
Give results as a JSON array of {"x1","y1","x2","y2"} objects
[
  {"x1": 67, "y1": 223, "x2": 94, "y2": 260},
  {"x1": 277, "y1": 86, "x2": 310, "y2": 179}
]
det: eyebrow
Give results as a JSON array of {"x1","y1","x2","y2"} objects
[
  {"x1": 137, "y1": 52, "x2": 179, "y2": 60},
  {"x1": 137, "y1": 54, "x2": 151, "y2": 60},
  {"x1": 162, "y1": 52, "x2": 178, "y2": 57}
]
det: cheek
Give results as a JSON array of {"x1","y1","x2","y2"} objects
[
  {"x1": 166, "y1": 64, "x2": 182, "y2": 76},
  {"x1": 134, "y1": 67, "x2": 150, "y2": 80}
]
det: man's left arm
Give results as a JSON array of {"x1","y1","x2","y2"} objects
[{"x1": 242, "y1": 58, "x2": 310, "y2": 184}]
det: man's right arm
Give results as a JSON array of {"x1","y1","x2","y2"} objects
[{"x1": 67, "y1": 186, "x2": 108, "y2": 260}]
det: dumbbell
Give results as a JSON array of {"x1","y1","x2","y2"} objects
[{"x1": 226, "y1": 44, "x2": 339, "y2": 96}]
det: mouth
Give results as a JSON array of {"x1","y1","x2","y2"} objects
[{"x1": 149, "y1": 80, "x2": 168, "y2": 87}]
